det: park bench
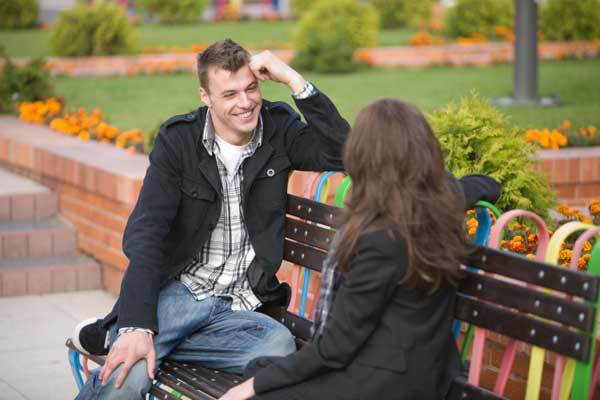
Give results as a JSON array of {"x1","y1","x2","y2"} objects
[{"x1": 66, "y1": 194, "x2": 600, "y2": 399}]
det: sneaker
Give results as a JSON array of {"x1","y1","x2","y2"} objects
[{"x1": 71, "y1": 318, "x2": 109, "y2": 356}]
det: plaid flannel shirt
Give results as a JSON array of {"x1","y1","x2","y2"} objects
[
  {"x1": 312, "y1": 231, "x2": 344, "y2": 337},
  {"x1": 178, "y1": 112, "x2": 264, "y2": 311}
]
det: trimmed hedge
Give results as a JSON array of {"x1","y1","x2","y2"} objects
[
  {"x1": 292, "y1": 0, "x2": 379, "y2": 73},
  {"x1": 136, "y1": 0, "x2": 208, "y2": 24},
  {"x1": 371, "y1": 0, "x2": 433, "y2": 29},
  {"x1": 427, "y1": 93, "x2": 556, "y2": 219},
  {"x1": 541, "y1": 0, "x2": 600, "y2": 40},
  {"x1": 50, "y1": 1, "x2": 138, "y2": 57},
  {"x1": 444, "y1": 0, "x2": 513, "y2": 38},
  {"x1": 0, "y1": 0, "x2": 39, "y2": 29}
]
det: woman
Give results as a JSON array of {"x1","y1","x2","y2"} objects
[{"x1": 220, "y1": 98, "x2": 501, "y2": 400}]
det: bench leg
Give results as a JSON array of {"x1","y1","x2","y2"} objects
[{"x1": 68, "y1": 348, "x2": 85, "y2": 390}]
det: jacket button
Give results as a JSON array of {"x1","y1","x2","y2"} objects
[
  {"x1": 266, "y1": 168, "x2": 275, "y2": 177},
  {"x1": 191, "y1": 191, "x2": 198, "y2": 198}
]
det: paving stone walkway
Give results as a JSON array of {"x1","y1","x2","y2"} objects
[{"x1": 0, "y1": 290, "x2": 116, "y2": 400}]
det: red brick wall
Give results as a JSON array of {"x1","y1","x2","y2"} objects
[{"x1": 536, "y1": 147, "x2": 600, "y2": 207}]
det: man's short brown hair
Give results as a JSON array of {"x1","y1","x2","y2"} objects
[{"x1": 197, "y1": 39, "x2": 251, "y2": 91}]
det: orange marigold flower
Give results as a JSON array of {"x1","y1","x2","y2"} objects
[
  {"x1": 590, "y1": 199, "x2": 600, "y2": 216},
  {"x1": 501, "y1": 240, "x2": 510, "y2": 249},
  {"x1": 578, "y1": 258, "x2": 588, "y2": 270},
  {"x1": 558, "y1": 204, "x2": 575, "y2": 217},
  {"x1": 561, "y1": 119, "x2": 572, "y2": 130},
  {"x1": 115, "y1": 137, "x2": 127, "y2": 148},
  {"x1": 588, "y1": 125, "x2": 597, "y2": 137},
  {"x1": 510, "y1": 242, "x2": 526, "y2": 253},
  {"x1": 78, "y1": 131, "x2": 90, "y2": 141},
  {"x1": 560, "y1": 249, "x2": 573, "y2": 262},
  {"x1": 46, "y1": 98, "x2": 62, "y2": 114},
  {"x1": 467, "y1": 217, "x2": 478, "y2": 227},
  {"x1": 105, "y1": 126, "x2": 119, "y2": 140},
  {"x1": 512, "y1": 235, "x2": 524, "y2": 243},
  {"x1": 583, "y1": 241, "x2": 592, "y2": 252},
  {"x1": 527, "y1": 234, "x2": 538, "y2": 243},
  {"x1": 525, "y1": 129, "x2": 539, "y2": 142}
]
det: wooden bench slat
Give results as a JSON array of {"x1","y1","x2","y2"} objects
[
  {"x1": 287, "y1": 194, "x2": 342, "y2": 226},
  {"x1": 160, "y1": 361, "x2": 236, "y2": 398},
  {"x1": 455, "y1": 294, "x2": 592, "y2": 362},
  {"x1": 459, "y1": 270, "x2": 596, "y2": 331},
  {"x1": 163, "y1": 361, "x2": 241, "y2": 390},
  {"x1": 447, "y1": 379, "x2": 507, "y2": 400},
  {"x1": 465, "y1": 245, "x2": 600, "y2": 301},
  {"x1": 283, "y1": 239, "x2": 326, "y2": 271},
  {"x1": 155, "y1": 368, "x2": 216, "y2": 400},
  {"x1": 285, "y1": 217, "x2": 336, "y2": 252}
]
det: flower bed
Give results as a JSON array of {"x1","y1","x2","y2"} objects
[
  {"x1": 466, "y1": 201, "x2": 599, "y2": 271},
  {"x1": 525, "y1": 119, "x2": 598, "y2": 149},
  {"x1": 18, "y1": 98, "x2": 145, "y2": 154}
]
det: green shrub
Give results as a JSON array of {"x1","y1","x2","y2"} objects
[
  {"x1": 444, "y1": 0, "x2": 513, "y2": 38},
  {"x1": 541, "y1": 0, "x2": 600, "y2": 41},
  {"x1": 0, "y1": 58, "x2": 54, "y2": 113},
  {"x1": 427, "y1": 93, "x2": 557, "y2": 219},
  {"x1": 292, "y1": 0, "x2": 379, "y2": 73},
  {"x1": 290, "y1": 0, "x2": 318, "y2": 17},
  {"x1": 136, "y1": 0, "x2": 208, "y2": 24},
  {"x1": 0, "y1": 0, "x2": 39, "y2": 29},
  {"x1": 293, "y1": 33, "x2": 358, "y2": 73},
  {"x1": 371, "y1": 0, "x2": 433, "y2": 29},
  {"x1": 50, "y1": 1, "x2": 138, "y2": 57}
]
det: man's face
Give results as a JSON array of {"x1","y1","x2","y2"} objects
[{"x1": 199, "y1": 65, "x2": 262, "y2": 144}]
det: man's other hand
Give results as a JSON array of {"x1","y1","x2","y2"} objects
[
  {"x1": 99, "y1": 331, "x2": 156, "y2": 388},
  {"x1": 249, "y1": 51, "x2": 306, "y2": 93}
]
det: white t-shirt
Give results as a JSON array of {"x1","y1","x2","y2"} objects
[{"x1": 214, "y1": 134, "x2": 249, "y2": 181}]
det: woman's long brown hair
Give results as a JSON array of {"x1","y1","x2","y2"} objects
[{"x1": 333, "y1": 98, "x2": 466, "y2": 293}]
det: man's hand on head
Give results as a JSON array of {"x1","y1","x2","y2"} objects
[
  {"x1": 249, "y1": 51, "x2": 306, "y2": 93},
  {"x1": 99, "y1": 330, "x2": 156, "y2": 388}
]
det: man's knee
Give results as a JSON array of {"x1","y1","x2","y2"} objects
[
  {"x1": 97, "y1": 360, "x2": 153, "y2": 400},
  {"x1": 254, "y1": 323, "x2": 296, "y2": 358}
]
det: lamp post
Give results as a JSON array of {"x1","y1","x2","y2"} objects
[{"x1": 494, "y1": 0, "x2": 560, "y2": 106}]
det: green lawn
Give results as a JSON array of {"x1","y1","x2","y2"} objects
[
  {"x1": 51, "y1": 59, "x2": 600, "y2": 137},
  {"x1": 0, "y1": 22, "x2": 415, "y2": 58}
]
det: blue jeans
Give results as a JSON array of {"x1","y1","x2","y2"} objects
[{"x1": 75, "y1": 280, "x2": 296, "y2": 400}]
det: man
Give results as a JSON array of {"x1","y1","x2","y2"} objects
[{"x1": 73, "y1": 39, "x2": 351, "y2": 399}]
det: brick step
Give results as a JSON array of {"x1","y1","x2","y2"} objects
[
  {"x1": 0, "y1": 218, "x2": 77, "y2": 259},
  {"x1": 0, "y1": 168, "x2": 59, "y2": 222},
  {"x1": 0, "y1": 255, "x2": 102, "y2": 297},
  {"x1": 0, "y1": 191, "x2": 59, "y2": 222}
]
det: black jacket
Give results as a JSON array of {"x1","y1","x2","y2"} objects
[
  {"x1": 252, "y1": 178, "x2": 502, "y2": 400},
  {"x1": 103, "y1": 89, "x2": 351, "y2": 332}
]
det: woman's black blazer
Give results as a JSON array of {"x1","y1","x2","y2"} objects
[{"x1": 253, "y1": 230, "x2": 462, "y2": 400}]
